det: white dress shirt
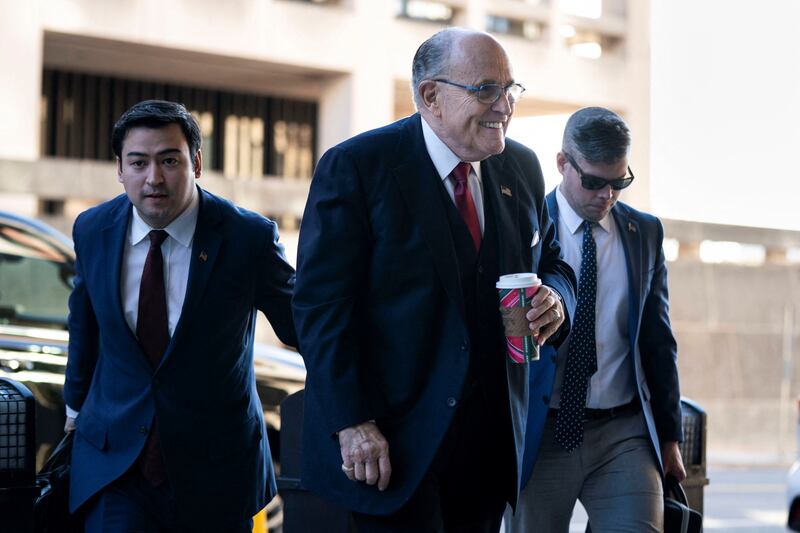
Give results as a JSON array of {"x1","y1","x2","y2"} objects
[
  {"x1": 550, "y1": 186, "x2": 634, "y2": 409},
  {"x1": 420, "y1": 116, "x2": 485, "y2": 234},
  {"x1": 66, "y1": 192, "x2": 199, "y2": 419}
]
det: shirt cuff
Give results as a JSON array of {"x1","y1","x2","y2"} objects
[{"x1": 65, "y1": 405, "x2": 79, "y2": 419}]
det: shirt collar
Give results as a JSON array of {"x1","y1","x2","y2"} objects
[
  {"x1": 129, "y1": 189, "x2": 200, "y2": 248},
  {"x1": 420, "y1": 115, "x2": 480, "y2": 182},
  {"x1": 555, "y1": 186, "x2": 612, "y2": 235}
]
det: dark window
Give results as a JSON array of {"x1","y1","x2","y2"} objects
[
  {"x1": 41, "y1": 69, "x2": 318, "y2": 180},
  {"x1": 0, "y1": 223, "x2": 74, "y2": 329}
]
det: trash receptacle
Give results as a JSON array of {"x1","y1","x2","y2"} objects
[
  {"x1": 0, "y1": 377, "x2": 37, "y2": 533},
  {"x1": 278, "y1": 390, "x2": 356, "y2": 533},
  {"x1": 679, "y1": 397, "x2": 709, "y2": 513}
]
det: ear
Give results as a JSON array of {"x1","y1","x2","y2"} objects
[
  {"x1": 193, "y1": 149, "x2": 203, "y2": 179},
  {"x1": 418, "y1": 80, "x2": 441, "y2": 117},
  {"x1": 116, "y1": 158, "x2": 124, "y2": 183},
  {"x1": 556, "y1": 151, "x2": 568, "y2": 176}
]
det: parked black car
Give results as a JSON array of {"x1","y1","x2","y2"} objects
[{"x1": 0, "y1": 211, "x2": 305, "y2": 530}]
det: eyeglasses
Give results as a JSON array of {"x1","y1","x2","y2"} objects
[
  {"x1": 564, "y1": 152, "x2": 635, "y2": 190},
  {"x1": 432, "y1": 79, "x2": 526, "y2": 104}
]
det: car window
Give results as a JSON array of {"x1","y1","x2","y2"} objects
[{"x1": 0, "y1": 224, "x2": 73, "y2": 329}]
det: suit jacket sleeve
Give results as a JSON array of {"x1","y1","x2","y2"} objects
[
  {"x1": 254, "y1": 217, "x2": 298, "y2": 348},
  {"x1": 640, "y1": 218, "x2": 682, "y2": 443},
  {"x1": 538, "y1": 196, "x2": 576, "y2": 347},
  {"x1": 517, "y1": 148, "x2": 576, "y2": 347},
  {"x1": 64, "y1": 218, "x2": 100, "y2": 412},
  {"x1": 292, "y1": 146, "x2": 381, "y2": 436}
]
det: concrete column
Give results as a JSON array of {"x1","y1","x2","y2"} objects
[
  {"x1": 623, "y1": 0, "x2": 651, "y2": 211},
  {"x1": 317, "y1": 0, "x2": 395, "y2": 154},
  {"x1": 0, "y1": 1, "x2": 43, "y2": 160},
  {"x1": 462, "y1": 0, "x2": 488, "y2": 30}
]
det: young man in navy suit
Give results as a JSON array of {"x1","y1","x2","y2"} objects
[
  {"x1": 293, "y1": 28, "x2": 577, "y2": 532},
  {"x1": 63, "y1": 100, "x2": 296, "y2": 532},
  {"x1": 508, "y1": 107, "x2": 686, "y2": 532}
]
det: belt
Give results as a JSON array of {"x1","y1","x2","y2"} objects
[{"x1": 548, "y1": 399, "x2": 640, "y2": 421}]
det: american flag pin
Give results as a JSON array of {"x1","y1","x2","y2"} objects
[
  {"x1": 199, "y1": 250, "x2": 208, "y2": 262},
  {"x1": 628, "y1": 222, "x2": 636, "y2": 233},
  {"x1": 500, "y1": 185, "x2": 513, "y2": 197}
]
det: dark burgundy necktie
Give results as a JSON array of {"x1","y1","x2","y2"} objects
[
  {"x1": 136, "y1": 229, "x2": 169, "y2": 486},
  {"x1": 452, "y1": 161, "x2": 482, "y2": 250}
]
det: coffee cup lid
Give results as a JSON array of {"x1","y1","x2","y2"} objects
[{"x1": 496, "y1": 273, "x2": 541, "y2": 289}]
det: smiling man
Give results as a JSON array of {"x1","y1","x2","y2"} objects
[
  {"x1": 64, "y1": 100, "x2": 296, "y2": 532},
  {"x1": 293, "y1": 28, "x2": 576, "y2": 532}
]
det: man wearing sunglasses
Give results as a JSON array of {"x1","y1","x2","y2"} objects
[
  {"x1": 508, "y1": 107, "x2": 686, "y2": 532},
  {"x1": 294, "y1": 28, "x2": 576, "y2": 532}
]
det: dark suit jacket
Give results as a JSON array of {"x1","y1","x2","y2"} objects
[
  {"x1": 64, "y1": 188, "x2": 296, "y2": 525},
  {"x1": 520, "y1": 190, "x2": 682, "y2": 486},
  {"x1": 292, "y1": 114, "x2": 576, "y2": 516}
]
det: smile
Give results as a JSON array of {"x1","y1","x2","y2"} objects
[{"x1": 480, "y1": 121, "x2": 504, "y2": 129}]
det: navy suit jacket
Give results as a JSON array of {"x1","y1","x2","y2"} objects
[
  {"x1": 520, "y1": 190, "x2": 682, "y2": 486},
  {"x1": 293, "y1": 114, "x2": 576, "y2": 515},
  {"x1": 64, "y1": 188, "x2": 296, "y2": 523}
]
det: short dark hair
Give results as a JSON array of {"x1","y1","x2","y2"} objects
[
  {"x1": 562, "y1": 107, "x2": 630, "y2": 164},
  {"x1": 111, "y1": 100, "x2": 201, "y2": 163}
]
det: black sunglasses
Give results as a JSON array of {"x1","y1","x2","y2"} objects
[
  {"x1": 564, "y1": 152, "x2": 635, "y2": 190},
  {"x1": 432, "y1": 79, "x2": 525, "y2": 104}
]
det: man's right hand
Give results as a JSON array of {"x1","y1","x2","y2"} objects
[
  {"x1": 338, "y1": 421, "x2": 392, "y2": 491},
  {"x1": 64, "y1": 416, "x2": 76, "y2": 433}
]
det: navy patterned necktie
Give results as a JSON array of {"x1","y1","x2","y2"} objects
[{"x1": 555, "y1": 220, "x2": 598, "y2": 452}]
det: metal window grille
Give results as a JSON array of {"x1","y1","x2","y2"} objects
[
  {"x1": 679, "y1": 397, "x2": 709, "y2": 513},
  {"x1": 0, "y1": 378, "x2": 35, "y2": 488}
]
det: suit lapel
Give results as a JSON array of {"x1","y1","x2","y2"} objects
[
  {"x1": 101, "y1": 199, "x2": 152, "y2": 372},
  {"x1": 545, "y1": 190, "x2": 559, "y2": 240},
  {"x1": 391, "y1": 116, "x2": 465, "y2": 319},
  {"x1": 161, "y1": 189, "x2": 222, "y2": 366},
  {"x1": 481, "y1": 154, "x2": 523, "y2": 274},
  {"x1": 612, "y1": 205, "x2": 642, "y2": 347}
]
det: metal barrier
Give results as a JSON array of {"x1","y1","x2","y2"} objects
[
  {"x1": 0, "y1": 377, "x2": 38, "y2": 532},
  {"x1": 679, "y1": 397, "x2": 709, "y2": 513}
]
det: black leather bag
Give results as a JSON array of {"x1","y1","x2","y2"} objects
[
  {"x1": 34, "y1": 431, "x2": 80, "y2": 533},
  {"x1": 664, "y1": 475, "x2": 703, "y2": 533}
]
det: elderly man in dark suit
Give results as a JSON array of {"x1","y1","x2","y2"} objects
[
  {"x1": 293, "y1": 28, "x2": 577, "y2": 532},
  {"x1": 64, "y1": 100, "x2": 296, "y2": 532},
  {"x1": 508, "y1": 107, "x2": 686, "y2": 533}
]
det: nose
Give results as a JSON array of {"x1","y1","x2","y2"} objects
[
  {"x1": 597, "y1": 184, "x2": 614, "y2": 199},
  {"x1": 492, "y1": 90, "x2": 513, "y2": 114},
  {"x1": 145, "y1": 163, "x2": 164, "y2": 186}
]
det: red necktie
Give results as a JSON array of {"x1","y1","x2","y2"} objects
[
  {"x1": 452, "y1": 162, "x2": 482, "y2": 251},
  {"x1": 136, "y1": 229, "x2": 169, "y2": 486}
]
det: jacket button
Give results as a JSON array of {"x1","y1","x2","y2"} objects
[
  {"x1": 461, "y1": 341, "x2": 469, "y2": 351},
  {"x1": 542, "y1": 395, "x2": 550, "y2": 404},
  {"x1": 478, "y1": 265, "x2": 484, "y2": 274},
  {"x1": 139, "y1": 426, "x2": 148, "y2": 435},
  {"x1": 550, "y1": 354, "x2": 557, "y2": 363},
  {"x1": 446, "y1": 397, "x2": 457, "y2": 408}
]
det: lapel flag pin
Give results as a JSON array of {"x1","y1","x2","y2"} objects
[
  {"x1": 500, "y1": 185, "x2": 513, "y2": 197},
  {"x1": 199, "y1": 250, "x2": 208, "y2": 262},
  {"x1": 627, "y1": 222, "x2": 636, "y2": 233}
]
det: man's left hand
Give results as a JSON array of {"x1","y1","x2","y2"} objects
[
  {"x1": 526, "y1": 286, "x2": 564, "y2": 346},
  {"x1": 661, "y1": 441, "x2": 687, "y2": 482}
]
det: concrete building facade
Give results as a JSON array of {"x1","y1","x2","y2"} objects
[{"x1": 1, "y1": 0, "x2": 650, "y2": 231}]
